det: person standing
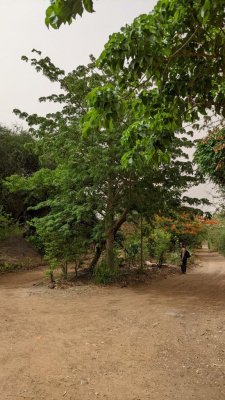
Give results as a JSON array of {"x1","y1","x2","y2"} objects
[{"x1": 180, "y1": 243, "x2": 190, "y2": 274}]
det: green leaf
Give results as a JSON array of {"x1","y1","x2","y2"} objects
[{"x1": 83, "y1": 0, "x2": 94, "y2": 13}]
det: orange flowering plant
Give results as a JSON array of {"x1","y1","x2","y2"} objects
[{"x1": 154, "y1": 212, "x2": 215, "y2": 247}]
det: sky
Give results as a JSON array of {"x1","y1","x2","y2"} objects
[
  {"x1": 0, "y1": 0, "x2": 216, "y2": 210},
  {"x1": 0, "y1": 0, "x2": 157, "y2": 127}
]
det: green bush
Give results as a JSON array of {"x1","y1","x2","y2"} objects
[
  {"x1": 207, "y1": 216, "x2": 225, "y2": 255},
  {"x1": 0, "y1": 209, "x2": 21, "y2": 240},
  {"x1": 26, "y1": 231, "x2": 45, "y2": 253},
  {"x1": 93, "y1": 260, "x2": 119, "y2": 285},
  {"x1": 0, "y1": 262, "x2": 21, "y2": 273},
  {"x1": 0, "y1": 216, "x2": 8, "y2": 240},
  {"x1": 123, "y1": 234, "x2": 149, "y2": 267},
  {"x1": 151, "y1": 228, "x2": 171, "y2": 266},
  {"x1": 167, "y1": 251, "x2": 181, "y2": 266},
  {"x1": 44, "y1": 256, "x2": 59, "y2": 282}
]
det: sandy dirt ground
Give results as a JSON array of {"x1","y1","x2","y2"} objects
[{"x1": 0, "y1": 249, "x2": 225, "y2": 400}]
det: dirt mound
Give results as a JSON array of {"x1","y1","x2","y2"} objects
[{"x1": 0, "y1": 235, "x2": 43, "y2": 268}]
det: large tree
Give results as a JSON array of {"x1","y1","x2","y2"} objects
[{"x1": 6, "y1": 53, "x2": 204, "y2": 270}]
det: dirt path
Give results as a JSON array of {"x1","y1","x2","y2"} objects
[{"x1": 0, "y1": 249, "x2": 225, "y2": 400}]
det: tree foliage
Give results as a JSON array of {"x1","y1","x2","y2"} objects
[
  {"x1": 44, "y1": 1, "x2": 225, "y2": 172},
  {"x1": 89, "y1": 0, "x2": 225, "y2": 163},
  {"x1": 195, "y1": 128, "x2": 225, "y2": 187},
  {"x1": 206, "y1": 213, "x2": 225, "y2": 255},
  {"x1": 45, "y1": 0, "x2": 94, "y2": 28},
  {"x1": 0, "y1": 126, "x2": 39, "y2": 180},
  {"x1": 154, "y1": 211, "x2": 208, "y2": 247},
  {"x1": 0, "y1": 126, "x2": 39, "y2": 219}
]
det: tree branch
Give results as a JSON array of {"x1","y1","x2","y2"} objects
[{"x1": 112, "y1": 208, "x2": 129, "y2": 237}]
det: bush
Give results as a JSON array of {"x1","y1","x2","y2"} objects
[
  {"x1": 44, "y1": 256, "x2": 58, "y2": 282},
  {"x1": 93, "y1": 260, "x2": 119, "y2": 285},
  {"x1": 207, "y1": 216, "x2": 225, "y2": 255},
  {"x1": 0, "y1": 208, "x2": 21, "y2": 240},
  {"x1": 0, "y1": 262, "x2": 21, "y2": 273},
  {"x1": 123, "y1": 233, "x2": 149, "y2": 268},
  {"x1": 0, "y1": 214, "x2": 9, "y2": 240},
  {"x1": 167, "y1": 251, "x2": 181, "y2": 266},
  {"x1": 151, "y1": 228, "x2": 171, "y2": 266},
  {"x1": 25, "y1": 230, "x2": 45, "y2": 253}
]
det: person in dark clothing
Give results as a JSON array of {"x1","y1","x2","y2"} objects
[{"x1": 180, "y1": 243, "x2": 190, "y2": 274}]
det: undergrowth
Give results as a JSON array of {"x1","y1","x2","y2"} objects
[
  {"x1": 0, "y1": 262, "x2": 22, "y2": 273},
  {"x1": 93, "y1": 261, "x2": 119, "y2": 285}
]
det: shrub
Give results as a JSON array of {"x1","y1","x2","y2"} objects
[
  {"x1": 151, "y1": 228, "x2": 171, "y2": 266},
  {"x1": 26, "y1": 231, "x2": 45, "y2": 253},
  {"x1": 0, "y1": 209, "x2": 21, "y2": 240},
  {"x1": 207, "y1": 216, "x2": 225, "y2": 255},
  {"x1": 123, "y1": 233, "x2": 149, "y2": 268},
  {"x1": 167, "y1": 251, "x2": 181, "y2": 267},
  {"x1": 154, "y1": 213, "x2": 207, "y2": 249},
  {"x1": 93, "y1": 260, "x2": 119, "y2": 285},
  {"x1": 44, "y1": 256, "x2": 58, "y2": 282},
  {"x1": 0, "y1": 262, "x2": 21, "y2": 273}
]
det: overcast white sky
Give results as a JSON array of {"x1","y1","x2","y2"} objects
[
  {"x1": 0, "y1": 0, "x2": 157, "y2": 127},
  {"x1": 0, "y1": 0, "x2": 216, "y2": 209}
]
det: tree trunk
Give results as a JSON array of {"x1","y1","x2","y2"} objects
[
  {"x1": 62, "y1": 261, "x2": 68, "y2": 279},
  {"x1": 112, "y1": 208, "x2": 128, "y2": 236},
  {"x1": 105, "y1": 178, "x2": 115, "y2": 269},
  {"x1": 88, "y1": 241, "x2": 105, "y2": 271},
  {"x1": 140, "y1": 213, "x2": 144, "y2": 271},
  {"x1": 88, "y1": 209, "x2": 129, "y2": 272},
  {"x1": 74, "y1": 262, "x2": 78, "y2": 278},
  {"x1": 50, "y1": 270, "x2": 54, "y2": 283},
  {"x1": 106, "y1": 208, "x2": 129, "y2": 269},
  {"x1": 106, "y1": 228, "x2": 114, "y2": 269}
]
